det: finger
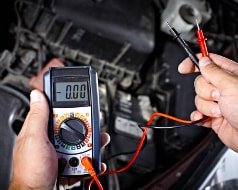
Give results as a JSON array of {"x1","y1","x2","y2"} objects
[
  {"x1": 199, "y1": 57, "x2": 236, "y2": 90},
  {"x1": 194, "y1": 75, "x2": 220, "y2": 101},
  {"x1": 190, "y1": 110, "x2": 203, "y2": 121},
  {"x1": 178, "y1": 56, "x2": 200, "y2": 74},
  {"x1": 211, "y1": 117, "x2": 238, "y2": 152},
  {"x1": 209, "y1": 53, "x2": 238, "y2": 75},
  {"x1": 178, "y1": 53, "x2": 238, "y2": 75},
  {"x1": 195, "y1": 95, "x2": 221, "y2": 117},
  {"x1": 101, "y1": 163, "x2": 107, "y2": 173},
  {"x1": 190, "y1": 110, "x2": 211, "y2": 128},
  {"x1": 29, "y1": 58, "x2": 64, "y2": 91},
  {"x1": 18, "y1": 90, "x2": 49, "y2": 138},
  {"x1": 100, "y1": 132, "x2": 110, "y2": 148}
]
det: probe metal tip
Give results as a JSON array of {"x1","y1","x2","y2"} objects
[
  {"x1": 166, "y1": 21, "x2": 173, "y2": 30},
  {"x1": 195, "y1": 18, "x2": 200, "y2": 30}
]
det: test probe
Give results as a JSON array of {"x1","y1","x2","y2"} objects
[
  {"x1": 196, "y1": 19, "x2": 209, "y2": 57},
  {"x1": 166, "y1": 22, "x2": 200, "y2": 69}
]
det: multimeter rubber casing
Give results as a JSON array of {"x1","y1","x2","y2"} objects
[{"x1": 44, "y1": 66, "x2": 100, "y2": 176}]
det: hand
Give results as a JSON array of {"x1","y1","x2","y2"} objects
[
  {"x1": 9, "y1": 90, "x2": 110, "y2": 190},
  {"x1": 178, "y1": 53, "x2": 238, "y2": 152},
  {"x1": 9, "y1": 90, "x2": 58, "y2": 190},
  {"x1": 29, "y1": 58, "x2": 64, "y2": 91}
]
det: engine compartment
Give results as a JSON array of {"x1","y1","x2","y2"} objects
[{"x1": 1, "y1": 0, "x2": 238, "y2": 189}]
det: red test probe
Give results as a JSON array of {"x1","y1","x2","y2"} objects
[{"x1": 196, "y1": 19, "x2": 209, "y2": 57}]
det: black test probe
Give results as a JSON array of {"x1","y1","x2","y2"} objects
[{"x1": 166, "y1": 22, "x2": 200, "y2": 70}]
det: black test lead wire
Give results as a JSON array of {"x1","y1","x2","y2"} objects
[
  {"x1": 166, "y1": 22, "x2": 200, "y2": 70},
  {"x1": 138, "y1": 116, "x2": 210, "y2": 129}
]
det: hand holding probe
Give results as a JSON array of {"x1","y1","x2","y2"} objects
[{"x1": 166, "y1": 22, "x2": 200, "y2": 70}]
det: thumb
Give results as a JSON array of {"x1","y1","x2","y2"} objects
[
  {"x1": 19, "y1": 90, "x2": 49, "y2": 137},
  {"x1": 199, "y1": 57, "x2": 235, "y2": 90}
]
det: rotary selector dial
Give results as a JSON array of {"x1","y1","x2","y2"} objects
[{"x1": 59, "y1": 118, "x2": 87, "y2": 145}]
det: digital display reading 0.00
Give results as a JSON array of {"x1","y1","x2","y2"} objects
[{"x1": 55, "y1": 82, "x2": 88, "y2": 102}]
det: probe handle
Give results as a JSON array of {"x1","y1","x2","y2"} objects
[
  {"x1": 197, "y1": 29, "x2": 209, "y2": 57},
  {"x1": 168, "y1": 28, "x2": 200, "y2": 69}
]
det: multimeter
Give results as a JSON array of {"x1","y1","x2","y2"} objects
[{"x1": 44, "y1": 66, "x2": 101, "y2": 176}]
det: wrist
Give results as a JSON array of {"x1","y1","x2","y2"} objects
[
  {"x1": 9, "y1": 177, "x2": 55, "y2": 190},
  {"x1": 9, "y1": 179, "x2": 29, "y2": 190}
]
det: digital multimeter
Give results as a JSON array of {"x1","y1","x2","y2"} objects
[{"x1": 44, "y1": 66, "x2": 100, "y2": 176}]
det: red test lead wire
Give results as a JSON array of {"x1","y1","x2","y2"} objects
[
  {"x1": 196, "y1": 19, "x2": 209, "y2": 57},
  {"x1": 87, "y1": 112, "x2": 194, "y2": 190}
]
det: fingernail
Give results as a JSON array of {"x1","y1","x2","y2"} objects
[
  {"x1": 190, "y1": 111, "x2": 195, "y2": 121},
  {"x1": 212, "y1": 107, "x2": 221, "y2": 117},
  {"x1": 211, "y1": 90, "x2": 220, "y2": 101},
  {"x1": 178, "y1": 63, "x2": 182, "y2": 73},
  {"x1": 101, "y1": 132, "x2": 111, "y2": 148},
  {"x1": 30, "y1": 90, "x2": 41, "y2": 103},
  {"x1": 191, "y1": 111, "x2": 203, "y2": 121},
  {"x1": 199, "y1": 57, "x2": 212, "y2": 67}
]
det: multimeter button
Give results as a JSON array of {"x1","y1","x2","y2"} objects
[{"x1": 69, "y1": 157, "x2": 79, "y2": 167}]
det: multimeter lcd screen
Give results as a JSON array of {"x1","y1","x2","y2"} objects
[{"x1": 55, "y1": 82, "x2": 88, "y2": 102}]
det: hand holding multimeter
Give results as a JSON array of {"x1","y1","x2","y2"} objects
[{"x1": 9, "y1": 87, "x2": 109, "y2": 190}]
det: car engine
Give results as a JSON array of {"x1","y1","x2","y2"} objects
[{"x1": 1, "y1": 0, "x2": 238, "y2": 189}]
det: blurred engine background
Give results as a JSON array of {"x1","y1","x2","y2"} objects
[{"x1": 1, "y1": 0, "x2": 238, "y2": 189}]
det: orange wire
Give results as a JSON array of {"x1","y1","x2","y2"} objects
[
  {"x1": 81, "y1": 156, "x2": 103, "y2": 190},
  {"x1": 151, "y1": 112, "x2": 192, "y2": 124},
  {"x1": 87, "y1": 112, "x2": 194, "y2": 190}
]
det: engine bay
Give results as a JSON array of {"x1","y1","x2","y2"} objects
[{"x1": 1, "y1": 0, "x2": 238, "y2": 189}]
